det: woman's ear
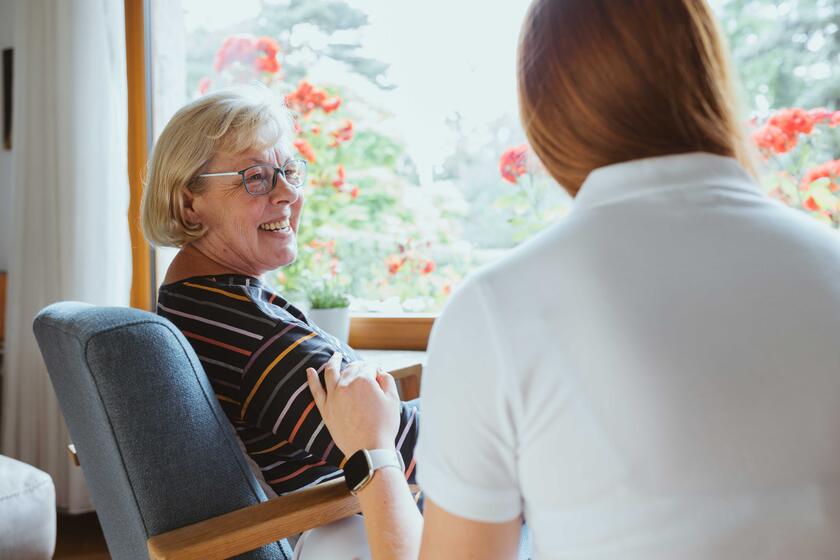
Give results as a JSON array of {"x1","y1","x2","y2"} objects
[{"x1": 181, "y1": 186, "x2": 201, "y2": 226}]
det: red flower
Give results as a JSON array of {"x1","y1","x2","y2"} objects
[
  {"x1": 752, "y1": 107, "x2": 826, "y2": 156},
  {"x1": 293, "y1": 138, "x2": 316, "y2": 163},
  {"x1": 752, "y1": 124, "x2": 797, "y2": 155},
  {"x1": 322, "y1": 97, "x2": 342, "y2": 113},
  {"x1": 418, "y1": 259, "x2": 435, "y2": 275},
  {"x1": 255, "y1": 55, "x2": 281, "y2": 74},
  {"x1": 332, "y1": 165, "x2": 346, "y2": 188},
  {"x1": 499, "y1": 144, "x2": 528, "y2": 184},
  {"x1": 310, "y1": 125, "x2": 321, "y2": 135},
  {"x1": 768, "y1": 108, "x2": 815, "y2": 136},
  {"x1": 803, "y1": 196, "x2": 821, "y2": 212},
  {"x1": 385, "y1": 255, "x2": 406, "y2": 275},
  {"x1": 214, "y1": 35, "x2": 282, "y2": 75},
  {"x1": 800, "y1": 160, "x2": 840, "y2": 193},
  {"x1": 329, "y1": 120, "x2": 354, "y2": 147},
  {"x1": 350, "y1": 186, "x2": 360, "y2": 200},
  {"x1": 197, "y1": 76, "x2": 212, "y2": 95},
  {"x1": 285, "y1": 81, "x2": 341, "y2": 117},
  {"x1": 256, "y1": 36, "x2": 280, "y2": 58}
]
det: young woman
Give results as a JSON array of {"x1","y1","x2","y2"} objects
[{"x1": 308, "y1": 1, "x2": 840, "y2": 558}]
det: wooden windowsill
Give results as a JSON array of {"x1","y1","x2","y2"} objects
[{"x1": 348, "y1": 313, "x2": 436, "y2": 351}]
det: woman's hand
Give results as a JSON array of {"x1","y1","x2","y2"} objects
[{"x1": 306, "y1": 352, "x2": 401, "y2": 456}]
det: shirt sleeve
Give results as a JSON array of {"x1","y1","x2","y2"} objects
[
  {"x1": 416, "y1": 275, "x2": 523, "y2": 522},
  {"x1": 240, "y1": 318, "x2": 419, "y2": 480}
]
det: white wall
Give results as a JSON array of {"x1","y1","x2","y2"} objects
[{"x1": 0, "y1": 0, "x2": 16, "y2": 271}]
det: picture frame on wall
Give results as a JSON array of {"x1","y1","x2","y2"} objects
[{"x1": 3, "y1": 48, "x2": 11, "y2": 151}]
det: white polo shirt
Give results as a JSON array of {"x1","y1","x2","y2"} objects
[{"x1": 416, "y1": 152, "x2": 840, "y2": 559}]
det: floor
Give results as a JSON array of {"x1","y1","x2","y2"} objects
[{"x1": 54, "y1": 513, "x2": 110, "y2": 559}]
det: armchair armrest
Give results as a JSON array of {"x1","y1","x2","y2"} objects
[
  {"x1": 147, "y1": 478, "x2": 359, "y2": 560},
  {"x1": 147, "y1": 478, "x2": 422, "y2": 560}
]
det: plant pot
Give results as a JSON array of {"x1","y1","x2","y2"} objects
[{"x1": 307, "y1": 306, "x2": 351, "y2": 345}]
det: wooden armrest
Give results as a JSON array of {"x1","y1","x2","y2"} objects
[
  {"x1": 147, "y1": 479, "x2": 422, "y2": 560},
  {"x1": 147, "y1": 478, "x2": 359, "y2": 560},
  {"x1": 391, "y1": 363, "x2": 422, "y2": 401},
  {"x1": 357, "y1": 350, "x2": 425, "y2": 400},
  {"x1": 389, "y1": 362, "x2": 422, "y2": 381}
]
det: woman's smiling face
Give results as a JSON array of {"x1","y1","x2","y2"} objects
[{"x1": 184, "y1": 146, "x2": 305, "y2": 276}]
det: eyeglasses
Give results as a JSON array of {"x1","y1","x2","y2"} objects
[{"x1": 197, "y1": 159, "x2": 308, "y2": 195}]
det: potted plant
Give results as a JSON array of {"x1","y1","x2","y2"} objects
[{"x1": 305, "y1": 276, "x2": 351, "y2": 344}]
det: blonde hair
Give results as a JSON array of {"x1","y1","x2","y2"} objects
[
  {"x1": 142, "y1": 85, "x2": 295, "y2": 247},
  {"x1": 517, "y1": 0, "x2": 754, "y2": 195}
]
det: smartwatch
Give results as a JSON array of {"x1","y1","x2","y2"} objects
[{"x1": 343, "y1": 448, "x2": 405, "y2": 495}]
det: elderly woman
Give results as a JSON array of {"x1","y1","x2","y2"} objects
[{"x1": 140, "y1": 87, "x2": 419, "y2": 508}]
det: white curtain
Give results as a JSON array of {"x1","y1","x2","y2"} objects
[{"x1": 1, "y1": 0, "x2": 131, "y2": 513}]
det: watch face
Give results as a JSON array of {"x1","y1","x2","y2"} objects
[{"x1": 344, "y1": 450, "x2": 373, "y2": 493}]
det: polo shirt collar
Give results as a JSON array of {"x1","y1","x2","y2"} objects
[{"x1": 573, "y1": 152, "x2": 761, "y2": 212}]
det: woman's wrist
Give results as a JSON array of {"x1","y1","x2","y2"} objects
[{"x1": 355, "y1": 464, "x2": 410, "y2": 500}]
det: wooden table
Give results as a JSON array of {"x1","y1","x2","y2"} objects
[{"x1": 357, "y1": 349, "x2": 426, "y2": 400}]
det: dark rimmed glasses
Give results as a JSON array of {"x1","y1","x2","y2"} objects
[{"x1": 198, "y1": 158, "x2": 308, "y2": 195}]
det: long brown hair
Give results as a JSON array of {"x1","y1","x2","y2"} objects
[{"x1": 517, "y1": 0, "x2": 753, "y2": 195}]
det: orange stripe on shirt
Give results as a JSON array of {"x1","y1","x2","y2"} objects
[
  {"x1": 289, "y1": 401, "x2": 316, "y2": 442},
  {"x1": 268, "y1": 460, "x2": 326, "y2": 484},
  {"x1": 252, "y1": 439, "x2": 289, "y2": 455},
  {"x1": 216, "y1": 394, "x2": 241, "y2": 405},
  {"x1": 241, "y1": 331, "x2": 317, "y2": 416},
  {"x1": 405, "y1": 457, "x2": 417, "y2": 480},
  {"x1": 183, "y1": 281, "x2": 251, "y2": 302},
  {"x1": 183, "y1": 331, "x2": 252, "y2": 356}
]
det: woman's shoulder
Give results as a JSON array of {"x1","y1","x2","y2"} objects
[{"x1": 158, "y1": 274, "x2": 308, "y2": 330}]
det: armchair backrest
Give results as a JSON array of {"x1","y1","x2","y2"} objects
[{"x1": 33, "y1": 302, "x2": 292, "y2": 559}]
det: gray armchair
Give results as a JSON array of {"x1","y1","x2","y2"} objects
[{"x1": 33, "y1": 302, "x2": 364, "y2": 560}]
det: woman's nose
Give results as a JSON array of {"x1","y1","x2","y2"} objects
[{"x1": 270, "y1": 177, "x2": 300, "y2": 205}]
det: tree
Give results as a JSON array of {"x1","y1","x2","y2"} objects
[{"x1": 716, "y1": 0, "x2": 840, "y2": 111}]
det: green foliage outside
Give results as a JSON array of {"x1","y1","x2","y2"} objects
[{"x1": 184, "y1": 0, "x2": 840, "y2": 310}]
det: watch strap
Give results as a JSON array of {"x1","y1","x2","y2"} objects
[
  {"x1": 367, "y1": 448, "x2": 405, "y2": 473},
  {"x1": 344, "y1": 448, "x2": 405, "y2": 494}
]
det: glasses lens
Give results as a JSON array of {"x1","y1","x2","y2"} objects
[
  {"x1": 283, "y1": 159, "x2": 307, "y2": 187},
  {"x1": 243, "y1": 165, "x2": 274, "y2": 195}
]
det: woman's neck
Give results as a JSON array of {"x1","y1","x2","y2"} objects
[{"x1": 162, "y1": 244, "x2": 256, "y2": 285}]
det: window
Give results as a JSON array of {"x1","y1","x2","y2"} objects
[
  {"x1": 151, "y1": 0, "x2": 566, "y2": 313},
  {"x1": 149, "y1": 0, "x2": 839, "y2": 313}
]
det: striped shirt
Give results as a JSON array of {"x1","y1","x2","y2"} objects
[{"x1": 157, "y1": 274, "x2": 419, "y2": 496}]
